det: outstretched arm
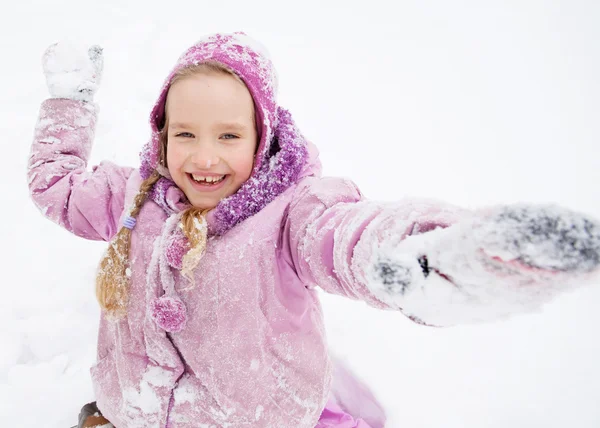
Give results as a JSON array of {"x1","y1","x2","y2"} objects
[
  {"x1": 28, "y1": 42, "x2": 133, "y2": 241},
  {"x1": 284, "y1": 177, "x2": 600, "y2": 326}
]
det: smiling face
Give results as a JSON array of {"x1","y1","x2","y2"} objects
[{"x1": 164, "y1": 71, "x2": 258, "y2": 210}]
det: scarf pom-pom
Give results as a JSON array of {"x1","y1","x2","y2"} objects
[
  {"x1": 150, "y1": 295, "x2": 187, "y2": 332},
  {"x1": 165, "y1": 233, "x2": 189, "y2": 270}
]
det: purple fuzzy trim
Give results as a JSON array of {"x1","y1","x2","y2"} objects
[
  {"x1": 150, "y1": 296, "x2": 187, "y2": 333},
  {"x1": 139, "y1": 134, "x2": 158, "y2": 181},
  {"x1": 150, "y1": 176, "x2": 178, "y2": 213},
  {"x1": 211, "y1": 108, "x2": 308, "y2": 234}
]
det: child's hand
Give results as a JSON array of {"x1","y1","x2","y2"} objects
[{"x1": 42, "y1": 41, "x2": 104, "y2": 102}]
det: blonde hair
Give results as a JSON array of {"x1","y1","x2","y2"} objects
[{"x1": 96, "y1": 61, "x2": 244, "y2": 318}]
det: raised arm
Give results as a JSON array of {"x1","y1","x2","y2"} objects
[
  {"x1": 282, "y1": 177, "x2": 465, "y2": 311},
  {"x1": 28, "y1": 42, "x2": 133, "y2": 241},
  {"x1": 283, "y1": 177, "x2": 600, "y2": 326}
]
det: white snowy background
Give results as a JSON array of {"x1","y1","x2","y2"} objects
[{"x1": 2, "y1": 1, "x2": 599, "y2": 427}]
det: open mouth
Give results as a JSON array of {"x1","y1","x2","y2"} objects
[{"x1": 187, "y1": 173, "x2": 229, "y2": 190}]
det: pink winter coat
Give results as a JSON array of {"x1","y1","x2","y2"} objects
[
  {"x1": 30, "y1": 93, "x2": 415, "y2": 426},
  {"x1": 29, "y1": 33, "x2": 407, "y2": 427}
]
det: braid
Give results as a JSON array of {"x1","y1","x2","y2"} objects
[
  {"x1": 96, "y1": 170, "x2": 161, "y2": 318},
  {"x1": 180, "y1": 207, "x2": 210, "y2": 284}
]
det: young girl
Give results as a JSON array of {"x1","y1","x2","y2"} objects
[{"x1": 30, "y1": 32, "x2": 600, "y2": 428}]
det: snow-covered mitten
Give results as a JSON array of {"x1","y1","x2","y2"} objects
[
  {"x1": 42, "y1": 41, "x2": 103, "y2": 102},
  {"x1": 361, "y1": 204, "x2": 600, "y2": 326}
]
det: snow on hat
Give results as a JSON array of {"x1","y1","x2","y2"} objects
[{"x1": 139, "y1": 32, "x2": 309, "y2": 235}]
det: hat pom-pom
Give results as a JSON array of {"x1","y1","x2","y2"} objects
[{"x1": 150, "y1": 295, "x2": 187, "y2": 333}]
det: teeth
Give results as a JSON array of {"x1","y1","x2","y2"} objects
[{"x1": 191, "y1": 174, "x2": 225, "y2": 183}]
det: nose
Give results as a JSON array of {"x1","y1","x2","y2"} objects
[{"x1": 189, "y1": 144, "x2": 220, "y2": 169}]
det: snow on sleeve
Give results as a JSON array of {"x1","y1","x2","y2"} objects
[
  {"x1": 28, "y1": 98, "x2": 133, "y2": 241},
  {"x1": 286, "y1": 183, "x2": 475, "y2": 315}
]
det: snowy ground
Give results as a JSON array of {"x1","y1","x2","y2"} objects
[{"x1": 2, "y1": 1, "x2": 600, "y2": 427}]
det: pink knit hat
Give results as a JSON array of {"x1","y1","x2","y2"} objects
[{"x1": 139, "y1": 32, "x2": 308, "y2": 235}]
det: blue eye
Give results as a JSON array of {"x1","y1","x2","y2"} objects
[
  {"x1": 221, "y1": 134, "x2": 239, "y2": 140},
  {"x1": 175, "y1": 132, "x2": 194, "y2": 138}
]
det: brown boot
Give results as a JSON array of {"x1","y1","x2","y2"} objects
[{"x1": 76, "y1": 402, "x2": 114, "y2": 428}]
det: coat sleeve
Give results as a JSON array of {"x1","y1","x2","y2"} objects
[
  {"x1": 282, "y1": 177, "x2": 598, "y2": 327},
  {"x1": 28, "y1": 98, "x2": 134, "y2": 242},
  {"x1": 281, "y1": 177, "x2": 465, "y2": 317}
]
